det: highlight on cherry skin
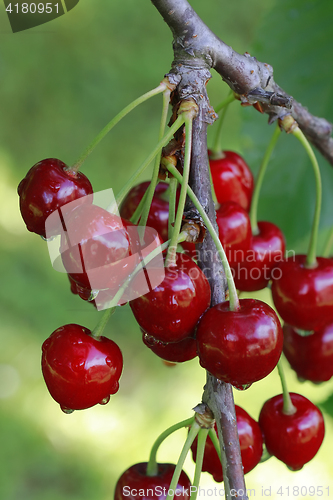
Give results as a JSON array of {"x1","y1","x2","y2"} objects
[{"x1": 41, "y1": 324, "x2": 123, "y2": 413}]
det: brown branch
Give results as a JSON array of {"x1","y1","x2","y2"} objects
[{"x1": 151, "y1": 0, "x2": 333, "y2": 165}]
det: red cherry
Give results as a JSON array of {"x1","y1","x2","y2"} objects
[
  {"x1": 114, "y1": 462, "x2": 191, "y2": 500},
  {"x1": 209, "y1": 151, "x2": 254, "y2": 211},
  {"x1": 130, "y1": 253, "x2": 211, "y2": 343},
  {"x1": 191, "y1": 406, "x2": 263, "y2": 482},
  {"x1": 216, "y1": 201, "x2": 251, "y2": 263},
  {"x1": 231, "y1": 221, "x2": 286, "y2": 292},
  {"x1": 41, "y1": 324, "x2": 123, "y2": 412},
  {"x1": 259, "y1": 393, "x2": 325, "y2": 470},
  {"x1": 283, "y1": 323, "x2": 333, "y2": 382},
  {"x1": 18, "y1": 158, "x2": 93, "y2": 238},
  {"x1": 142, "y1": 331, "x2": 197, "y2": 363},
  {"x1": 271, "y1": 255, "x2": 333, "y2": 331},
  {"x1": 196, "y1": 298, "x2": 283, "y2": 388}
]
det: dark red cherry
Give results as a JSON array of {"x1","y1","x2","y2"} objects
[
  {"x1": 41, "y1": 324, "x2": 123, "y2": 412},
  {"x1": 231, "y1": 221, "x2": 286, "y2": 291},
  {"x1": 283, "y1": 323, "x2": 333, "y2": 383},
  {"x1": 191, "y1": 406, "x2": 263, "y2": 482},
  {"x1": 216, "y1": 201, "x2": 251, "y2": 264},
  {"x1": 114, "y1": 462, "x2": 191, "y2": 500},
  {"x1": 18, "y1": 158, "x2": 93, "y2": 238},
  {"x1": 196, "y1": 298, "x2": 283, "y2": 388},
  {"x1": 259, "y1": 393, "x2": 325, "y2": 470},
  {"x1": 130, "y1": 253, "x2": 211, "y2": 343},
  {"x1": 142, "y1": 331, "x2": 197, "y2": 363},
  {"x1": 271, "y1": 255, "x2": 333, "y2": 331},
  {"x1": 209, "y1": 150, "x2": 254, "y2": 211}
]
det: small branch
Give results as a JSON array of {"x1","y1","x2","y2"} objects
[{"x1": 151, "y1": 0, "x2": 333, "y2": 165}]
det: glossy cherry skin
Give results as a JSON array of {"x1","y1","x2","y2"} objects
[
  {"x1": 130, "y1": 253, "x2": 211, "y2": 343},
  {"x1": 283, "y1": 323, "x2": 333, "y2": 382},
  {"x1": 41, "y1": 324, "x2": 123, "y2": 412},
  {"x1": 216, "y1": 201, "x2": 252, "y2": 264},
  {"x1": 271, "y1": 255, "x2": 333, "y2": 331},
  {"x1": 142, "y1": 331, "x2": 197, "y2": 363},
  {"x1": 191, "y1": 406, "x2": 263, "y2": 482},
  {"x1": 18, "y1": 158, "x2": 93, "y2": 238},
  {"x1": 196, "y1": 298, "x2": 283, "y2": 388},
  {"x1": 209, "y1": 150, "x2": 254, "y2": 211},
  {"x1": 114, "y1": 462, "x2": 191, "y2": 500},
  {"x1": 231, "y1": 221, "x2": 286, "y2": 292},
  {"x1": 259, "y1": 393, "x2": 325, "y2": 470}
]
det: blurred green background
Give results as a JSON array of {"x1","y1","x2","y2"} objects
[{"x1": 1, "y1": 0, "x2": 333, "y2": 498}]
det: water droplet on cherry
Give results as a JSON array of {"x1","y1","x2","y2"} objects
[
  {"x1": 61, "y1": 406, "x2": 74, "y2": 414},
  {"x1": 99, "y1": 395, "x2": 110, "y2": 405}
]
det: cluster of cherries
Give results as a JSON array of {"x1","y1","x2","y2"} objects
[{"x1": 18, "y1": 146, "x2": 328, "y2": 495}]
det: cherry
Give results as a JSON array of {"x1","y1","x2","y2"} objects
[
  {"x1": 271, "y1": 255, "x2": 333, "y2": 331},
  {"x1": 231, "y1": 221, "x2": 286, "y2": 292},
  {"x1": 18, "y1": 158, "x2": 93, "y2": 238},
  {"x1": 216, "y1": 201, "x2": 251, "y2": 264},
  {"x1": 196, "y1": 298, "x2": 283, "y2": 388},
  {"x1": 283, "y1": 323, "x2": 333, "y2": 383},
  {"x1": 209, "y1": 150, "x2": 254, "y2": 211},
  {"x1": 191, "y1": 406, "x2": 263, "y2": 482},
  {"x1": 41, "y1": 324, "x2": 123, "y2": 412},
  {"x1": 130, "y1": 253, "x2": 211, "y2": 343},
  {"x1": 259, "y1": 393, "x2": 325, "y2": 470},
  {"x1": 120, "y1": 181, "x2": 177, "y2": 243},
  {"x1": 142, "y1": 331, "x2": 197, "y2": 363},
  {"x1": 114, "y1": 462, "x2": 191, "y2": 500}
]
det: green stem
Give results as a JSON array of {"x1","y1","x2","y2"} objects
[
  {"x1": 130, "y1": 189, "x2": 149, "y2": 224},
  {"x1": 71, "y1": 83, "x2": 167, "y2": 172},
  {"x1": 91, "y1": 306, "x2": 116, "y2": 339},
  {"x1": 139, "y1": 89, "x2": 171, "y2": 228},
  {"x1": 190, "y1": 429, "x2": 209, "y2": 500},
  {"x1": 292, "y1": 128, "x2": 322, "y2": 267},
  {"x1": 146, "y1": 417, "x2": 195, "y2": 476},
  {"x1": 214, "y1": 93, "x2": 236, "y2": 114},
  {"x1": 322, "y1": 226, "x2": 333, "y2": 258},
  {"x1": 166, "y1": 116, "x2": 193, "y2": 267},
  {"x1": 250, "y1": 124, "x2": 281, "y2": 234},
  {"x1": 211, "y1": 90, "x2": 233, "y2": 155},
  {"x1": 277, "y1": 359, "x2": 296, "y2": 415},
  {"x1": 167, "y1": 421, "x2": 201, "y2": 499},
  {"x1": 166, "y1": 163, "x2": 240, "y2": 311},
  {"x1": 168, "y1": 177, "x2": 178, "y2": 239},
  {"x1": 208, "y1": 428, "x2": 222, "y2": 463},
  {"x1": 113, "y1": 115, "x2": 185, "y2": 209}
]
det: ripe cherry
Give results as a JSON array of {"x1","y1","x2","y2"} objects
[
  {"x1": 231, "y1": 221, "x2": 286, "y2": 292},
  {"x1": 271, "y1": 255, "x2": 333, "y2": 331},
  {"x1": 130, "y1": 253, "x2": 211, "y2": 343},
  {"x1": 283, "y1": 323, "x2": 333, "y2": 383},
  {"x1": 114, "y1": 462, "x2": 191, "y2": 500},
  {"x1": 259, "y1": 393, "x2": 325, "y2": 470},
  {"x1": 41, "y1": 324, "x2": 123, "y2": 412},
  {"x1": 196, "y1": 298, "x2": 283, "y2": 388},
  {"x1": 216, "y1": 201, "x2": 251, "y2": 264},
  {"x1": 18, "y1": 158, "x2": 93, "y2": 238},
  {"x1": 142, "y1": 331, "x2": 197, "y2": 363},
  {"x1": 209, "y1": 150, "x2": 254, "y2": 211},
  {"x1": 191, "y1": 406, "x2": 263, "y2": 482}
]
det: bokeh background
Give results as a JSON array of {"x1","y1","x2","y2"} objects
[{"x1": 1, "y1": 0, "x2": 333, "y2": 498}]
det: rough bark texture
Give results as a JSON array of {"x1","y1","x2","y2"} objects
[{"x1": 151, "y1": 0, "x2": 333, "y2": 166}]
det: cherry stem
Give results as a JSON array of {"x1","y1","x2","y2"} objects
[
  {"x1": 250, "y1": 124, "x2": 281, "y2": 234},
  {"x1": 168, "y1": 176, "x2": 178, "y2": 239},
  {"x1": 113, "y1": 115, "x2": 185, "y2": 210},
  {"x1": 130, "y1": 189, "x2": 149, "y2": 224},
  {"x1": 70, "y1": 83, "x2": 167, "y2": 173},
  {"x1": 165, "y1": 163, "x2": 240, "y2": 311},
  {"x1": 277, "y1": 359, "x2": 296, "y2": 416},
  {"x1": 291, "y1": 127, "x2": 322, "y2": 268},
  {"x1": 322, "y1": 226, "x2": 333, "y2": 258},
  {"x1": 91, "y1": 306, "x2": 116, "y2": 339},
  {"x1": 211, "y1": 90, "x2": 234, "y2": 155},
  {"x1": 167, "y1": 420, "x2": 201, "y2": 500},
  {"x1": 190, "y1": 429, "x2": 209, "y2": 500},
  {"x1": 208, "y1": 428, "x2": 222, "y2": 463},
  {"x1": 139, "y1": 88, "x2": 171, "y2": 228},
  {"x1": 146, "y1": 416, "x2": 195, "y2": 477},
  {"x1": 214, "y1": 92, "x2": 236, "y2": 114},
  {"x1": 166, "y1": 115, "x2": 193, "y2": 267}
]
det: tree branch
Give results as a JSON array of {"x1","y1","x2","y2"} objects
[{"x1": 151, "y1": 0, "x2": 333, "y2": 165}]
